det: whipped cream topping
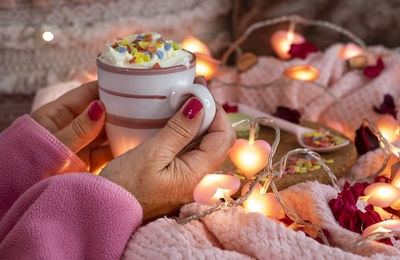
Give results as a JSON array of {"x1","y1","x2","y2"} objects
[{"x1": 98, "y1": 32, "x2": 192, "y2": 69}]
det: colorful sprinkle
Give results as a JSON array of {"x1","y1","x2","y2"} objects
[
  {"x1": 153, "y1": 63, "x2": 161, "y2": 69},
  {"x1": 156, "y1": 42, "x2": 164, "y2": 48},
  {"x1": 129, "y1": 47, "x2": 137, "y2": 55},
  {"x1": 138, "y1": 41, "x2": 150, "y2": 50},
  {"x1": 164, "y1": 43, "x2": 172, "y2": 51},
  {"x1": 148, "y1": 46, "x2": 157, "y2": 54},
  {"x1": 271, "y1": 156, "x2": 334, "y2": 176},
  {"x1": 156, "y1": 50, "x2": 164, "y2": 59},
  {"x1": 134, "y1": 52, "x2": 144, "y2": 59},
  {"x1": 172, "y1": 42, "x2": 180, "y2": 50},
  {"x1": 302, "y1": 128, "x2": 345, "y2": 148},
  {"x1": 129, "y1": 57, "x2": 136, "y2": 63},
  {"x1": 117, "y1": 46, "x2": 127, "y2": 53},
  {"x1": 108, "y1": 33, "x2": 185, "y2": 65},
  {"x1": 120, "y1": 39, "x2": 129, "y2": 45}
]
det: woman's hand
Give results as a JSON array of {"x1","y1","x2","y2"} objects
[
  {"x1": 100, "y1": 79, "x2": 236, "y2": 221},
  {"x1": 32, "y1": 81, "x2": 113, "y2": 172}
]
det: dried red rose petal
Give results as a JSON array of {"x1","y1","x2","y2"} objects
[
  {"x1": 357, "y1": 204, "x2": 382, "y2": 228},
  {"x1": 364, "y1": 57, "x2": 384, "y2": 78},
  {"x1": 289, "y1": 42, "x2": 318, "y2": 59},
  {"x1": 278, "y1": 214, "x2": 294, "y2": 226},
  {"x1": 373, "y1": 94, "x2": 397, "y2": 119},
  {"x1": 329, "y1": 182, "x2": 379, "y2": 234},
  {"x1": 222, "y1": 102, "x2": 238, "y2": 113},
  {"x1": 273, "y1": 106, "x2": 301, "y2": 124},
  {"x1": 354, "y1": 125, "x2": 380, "y2": 156}
]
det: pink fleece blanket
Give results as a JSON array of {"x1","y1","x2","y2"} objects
[
  {"x1": 122, "y1": 45, "x2": 400, "y2": 259},
  {"x1": 0, "y1": 115, "x2": 143, "y2": 259}
]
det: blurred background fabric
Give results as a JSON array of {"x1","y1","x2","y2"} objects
[{"x1": 1, "y1": 0, "x2": 400, "y2": 130}]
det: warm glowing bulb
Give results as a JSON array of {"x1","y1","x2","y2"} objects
[
  {"x1": 374, "y1": 227, "x2": 392, "y2": 233},
  {"x1": 193, "y1": 174, "x2": 240, "y2": 204},
  {"x1": 182, "y1": 35, "x2": 211, "y2": 56},
  {"x1": 270, "y1": 30, "x2": 305, "y2": 59},
  {"x1": 42, "y1": 31, "x2": 54, "y2": 42},
  {"x1": 392, "y1": 169, "x2": 400, "y2": 189},
  {"x1": 244, "y1": 196, "x2": 265, "y2": 213},
  {"x1": 287, "y1": 32, "x2": 294, "y2": 41},
  {"x1": 194, "y1": 53, "x2": 220, "y2": 81},
  {"x1": 377, "y1": 115, "x2": 400, "y2": 143},
  {"x1": 241, "y1": 152, "x2": 257, "y2": 165},
  {"x1": 283, "y1": 64, "x2": 320, "y2": 82},
  {"x1": 391, "y1": 198, "x2": 400, "y2": 210},
  {"x1": 364, "y1": 182, "x2": 400, "y2": 207},
  {"x1": 228, "y1": 139, "x2": 271, "y2": 179},
  {"x1": 242, "y1": 183, "x2": 282, "y2": 218},
  {"x1": 213, "y1": 188, "x2": 229, "y2": 200},
  {"x1": 338, "y1": 43, "x2": 363, "y2": 60},
  {"x1": 378, "y1": 187, "x2": 393, "y2": 197},
  {"x1": 362, "y1": 220, "x2": 400, "y2": 237}
]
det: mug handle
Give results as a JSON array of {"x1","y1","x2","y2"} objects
[{"x1": 170, "y1": 83, "x2": 216, "y2": 137}]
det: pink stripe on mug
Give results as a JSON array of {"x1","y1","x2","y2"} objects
[
  {"x1": 99, "y1": 85, "x2": 167, "y2": 99},
  {"x1": 106, "y1": 113, "x2": 170, "y2": 129}
]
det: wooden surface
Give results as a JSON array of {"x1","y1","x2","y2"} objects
[{"x1": 219, "y1": 120, "x2": 358, "y2": 191}]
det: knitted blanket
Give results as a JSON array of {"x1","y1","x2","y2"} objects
[
  {"x1": 122, "y1": 155, "x2": 400, "y2": 259},
  {"x1": 122, "y1": 45, "x2": 400, "y2": 259}
]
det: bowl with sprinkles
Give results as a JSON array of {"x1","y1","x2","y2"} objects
[{"x1": 301, "y1": 128, "x2": 346, "y2": 150}]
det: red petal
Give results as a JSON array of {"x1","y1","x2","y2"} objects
[
  {"x1": 289, "y1": 42, "x2": 318, "y2": 59},
  {"x1": 364, "y1": 58, "x2": 385, "y2": 78}
]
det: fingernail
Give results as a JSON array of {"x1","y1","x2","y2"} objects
[
  {"x1": 183, "y1": 98, "x2": 203, "y2": 119},
  {"x1": 88, "y1": 101, "x2": 103, "y2": 121}
]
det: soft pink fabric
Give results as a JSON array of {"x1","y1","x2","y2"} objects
[
  {"x1": 0, "y1": 115, "x2": 143, "y2": 259},
  {"x1": 122, "y1": 44, "x2": 400, "y2": 259},
  {"x1": 123, "y1": 182, "x2": 400, "y2": 259},
  {"x1": 0, "y1": 115, "x2": 86, "y2": 216}
]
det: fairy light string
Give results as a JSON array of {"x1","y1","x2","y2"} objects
[
  {"x1": 176, "y1": 15, "x2": 400, "y2": 252},
  {"x1": 212, "y1": 76, "x2": 352, "y2": 130},
  {"x1": 176, "y1": 117, "x2": 341, "y2": 245},
  {"x1": 176, "y1": 120, "x2": 399, "y2": 248},
  {"x1": 344, "y1": 231, "x2": 400, "y2": 252},
  {"x1": 221, "y1": 14, "x2": 366, "y2": 66}
]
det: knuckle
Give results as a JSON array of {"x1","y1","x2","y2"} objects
[
  {"x1": 71, "y1": 117, "x2": 88, "y2": 140},
  {"x1": 165, "y1": 118, "x2": 193, "y2": 141}
]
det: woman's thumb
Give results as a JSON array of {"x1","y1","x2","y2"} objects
[
  {"x1": 149, "y1": 97, "x2": 204, "y2": 160},
  {"x1": 55, "y1": 100, "x2": 105, "y2": 153}
]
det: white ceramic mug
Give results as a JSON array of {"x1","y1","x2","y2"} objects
[{"x1": 97, "y1": 52, "x2": 216, "y2": 157}]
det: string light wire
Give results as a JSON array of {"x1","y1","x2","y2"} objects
[{"x1": 176, "y1": 15, "x2": 399, "y2": 252}]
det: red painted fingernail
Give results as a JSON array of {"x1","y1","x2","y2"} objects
[
  {"x1": 183, "y1": 98, "x2": 203, "y2": 119},
  {"x1": 88, "y1": 101, "x2": 103, "y2": 121}
]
